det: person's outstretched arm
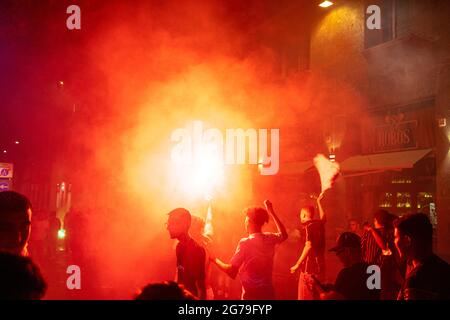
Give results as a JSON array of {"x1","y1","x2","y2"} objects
[
  {"x1": 209, "y1": 239, "x2": 244, "y2": 280},
  {"x1": 368, "y1": 227, "x2": 388, "y2": 251},
  {"x1": 264, "y1": 200, "x2": 288, "y2": 241},
  {"x1": 211, "y1": 257, "x2": 239, "y2": 279}
]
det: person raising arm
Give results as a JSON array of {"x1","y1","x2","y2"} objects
[
  {"x1": 264, "y1": 200, "x2": 288, "y2": 242},
  {"x1": 210, "y1": 200, "x2": 288, "y2": 300},
  {"x1": 290, "y1": 193, "x2": 325, "y2": 274}
]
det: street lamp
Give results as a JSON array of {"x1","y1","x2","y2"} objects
[{"x1": 319, "y1": 1, "x2": 334, "y2": 8}]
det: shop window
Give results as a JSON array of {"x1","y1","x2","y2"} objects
[
  {"x1": 417, "y1": 192, "x2": 434, "y2": 209},
  {"x1": 379, "y1": 192, "x2": 393, "y2": 208},
  {"x1": 396, "y1": 192, "x2": 411, "y2": 208},
  {"x1": 364, "y1": 0, "x2": 410, "y2": 49},
  {"x1": 391, "y1": 177, "x2": 412, "y2": 184}
]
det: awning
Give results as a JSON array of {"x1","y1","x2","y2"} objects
[
  {"x1": 278, "y1": 160, "x2": 314, "y2": 175},
  {"x1": 340, "y1": 148, "x2": 433, "y2": 176}
]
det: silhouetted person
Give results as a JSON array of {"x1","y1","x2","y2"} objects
[
  {"x1": 0, "y1": 191, "x2": 32, "y2": 256},
  {"x1": 166, "y1": 208, "x2": 206, "y2": 299},
  {"x1": 135, "y1": 281, "x2": 197, "y2": 300},
  {"x1": 320, "y1": 232, "x2": 380, "y2": 300},
  {"x1": 190, "y1": 215, "x2": 214, "y2": 299},
  {"x1": 211, "y1": 200, "x2": 288, "y2": 300},
  {"x1": 47, "y1": 211, "x2": 61, "y2": 255},
  {"x1": 361, "y1": 209, "x2": 401, "y2": 299},
  {"x1": 28, "y1": 210, "x2": 49, "y2": 261},
  {"x1": 361, "y1": 209, "x2": 395, "y2": 265},
  {"x1": 348, "y1": 218, "x2": 363, "y2": 237},
  {"x1": 395, "y1": 213, "x2": 450, "y2": 300},
  {"x1": 0, "y1": 252, "x2": 47, "y2": 300},
  {"x1": 290, "y1": 193, "x2": 326, "y2": 300},
  {"x1": 65, "y1": 209, "x2": 86, "y2": 261}
]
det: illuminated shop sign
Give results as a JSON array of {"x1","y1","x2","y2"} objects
[{"x1": 374, "y1": 120, "x2": 417, "y2": 153}]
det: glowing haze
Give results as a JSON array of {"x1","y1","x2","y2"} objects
[{"x1": 48, "y1": 0, "x2": 368, "y2": 298}]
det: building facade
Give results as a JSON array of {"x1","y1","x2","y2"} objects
[{"x1": 309, "y1": 0, "x2": 450, "y2": 256}]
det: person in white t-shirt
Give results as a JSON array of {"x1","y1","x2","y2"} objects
[{"x1": 211, "y1": 200, "x2": 288, "y2": 300}]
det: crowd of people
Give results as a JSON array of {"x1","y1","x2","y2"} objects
[
  {"x1": 1, "y1": 190, "x2": 450, "y2": 300},
  {"x1": 148, "y1": 192, "x2": 450, "y2": 301}
]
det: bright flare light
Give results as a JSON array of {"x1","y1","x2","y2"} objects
[
  {"x1": 173, "y1": 141, "x2": 225, "y2": 200},
  {"x1": 319, "y1": 1, "x2": 334, "y2": 8}
]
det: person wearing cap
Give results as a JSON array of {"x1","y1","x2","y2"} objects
[
  {"x1": 320, "y1": 232, "x2": 380, "y2": 300},
  {"x1": 210, "y1": 200, "x2": 288, "y2": 300}
]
